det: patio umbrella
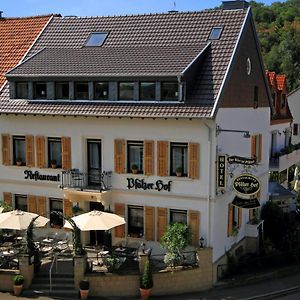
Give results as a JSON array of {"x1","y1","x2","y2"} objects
[
  {"x1": 64, "y1": 210, "x2": 125, "y2": 231},
  {"x1": 0, "y1": 207, "x2": 3, "y2": 213},
  {"x1": 0, "y1": 210, "x2": 49, "y2": 230}
]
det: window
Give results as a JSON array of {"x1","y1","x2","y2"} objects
[
  {"x1": 75, "y1": 82, "x2": 89, "y2": 100},
  {"x1": 127, "y1": 141, "x2": 143, "y2": 173},
  {"x1": 161, "y1": 82, "x2": 178, "y2": 101},
  {"x1": 49, "y1": 198, "x2": 63, "y2": 227},
  {"x1": 170, "y1": 142, "x2": 188, "y2": 176},
  {"x1": 94, "y1": 82, "x2": 109, "y2": 100},
  {"x1": 281, "y1": 94, "x2": 286, "y2": 109},
  {"x1": 119, "y1": 82, "x2": 134, "y2": 100},
  {"x1": 208, "y1": 27, "x2": 223, "y2": 40},
  {"x1": 55, "y1": 82, "x2": 69, "y2": 99},
  {"x1": 140, "y1": 82, "x2": 156, "y2": 101},
  {"x1": 48, "y1": 137, "x2": 62, "y2": 168},
  {"x1": 13, "y1": 136, "x2": 26, "y2": 166},
  {"x1": 170, "y1": 209, "x2": 187, "y2": 224},
  {"x1": 128, "y1": 206, "x2": 144, "y2": 237},
  {"x1": 33, "y1": 82, "x2": 47, "y2": 99},
  {"x1": 85, "y1": 32, "x2": 108, "y2": 47},
  {"x1": 16, "y1": 82, "x2": 28, "y2": 99},
  {"x1": 294, "y1": 124, "x2": 298, "y2": 136},
  {"x1": 254, "y1": 86, "x2": 258, "y2": 109},
  {"x1": 15, "y1": 194, "x2": 27, "y2": 211}
]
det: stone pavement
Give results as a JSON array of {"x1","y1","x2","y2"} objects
[{"x1": 2, "y1": 265, "x2": 300, "y2": 300}]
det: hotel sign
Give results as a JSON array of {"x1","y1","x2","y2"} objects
[
  {"x1": 24, "y1": 170, "x2": 60, "y2": 182},
  {"x1": 127, "y1": 178, "x2": 172, "y2": 192},
  {"x1": 233, "y1": 173, "x2": 260, "y2": 196},
  {"x1": 227, "y1": 155, "x2": 256, "y2": 165},
  {"x1": 217, "y1": 155, "x2": 227, "y2": 189}
]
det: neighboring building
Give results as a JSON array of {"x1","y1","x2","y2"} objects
[
  {"x1": 0, "y1": 1, "x2": 271, "y2": 281},
  {"x1": 288, "y1": 86, "x2": 300, "y2": 145}
]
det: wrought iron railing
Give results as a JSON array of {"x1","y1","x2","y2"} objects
[{"x1": 61, "y1": 169, "x2": 112, "y2": 191}]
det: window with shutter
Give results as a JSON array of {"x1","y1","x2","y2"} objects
[
  {"x1": 144, "y1": 141, "x2": 154, "y2": 176},
  {"x1": 62, "y1": 137, "x2": 72, "y2": 170},
  {"x1": 63, "y1": 198, "x2": 72, "y2": 217},
  {"x1": 227, "y1": 204, "x2": 233, "y2": 237},
  {"x1": 37, "y1": 196, "x2": 47, "y2": 217},
  {"x1": 156, "y1": 207, "x2": 167, "y2": 242},
  {"x1": 145, "y1": 206, "x2": 155, "y2": 241},
  {"x1": 114, "y1": 203, "x2": 125, "y2": 238},
  {"x1": 3, "y1": 192, "x2": 12, "y2": 206},
  {"x1": 25, "y1": 135, "x2": 35, "y2": 167},
  {"x1": 251, "y1": 135, "x2": 262, "y2": 162},
  {"x1": 188, "y1": 143, "x2": 199, "y2": 179},
  {"x1": 2, "y1": 134, "x2": 11, "y2": 166},
  {"x1": 36, "y1": 136, "x2": 46, "y2": 168},
  {"x1": 27, "y1": 195, "x2": 37, "y2": 213},
  {"x1": 114, "y1": 139, "x2": 125, "y2": 174},
  {"x1": 188, "y1": 210, "x2": 200, "y2": 246},
  {"x1": 157, "y1": 141, "x2": 168, "y2": 177}
]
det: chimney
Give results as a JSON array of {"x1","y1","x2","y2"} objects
[{"x1": 222, "y1": 1, "x2": 249, "y2": 10}]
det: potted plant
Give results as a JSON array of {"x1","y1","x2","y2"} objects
[
  {"x1": 13, "y1": 274, "x2": 24, "y2": 296},
  {"x1": 50, "y1": 159, "x2": 57, "y2": 169},
  {"x1": 175, "y1": 166, "x2": 183, "y2": 177},
  {"x1": 139, "y1": 259, "x2": 153, "y2": 299},
  {"x1": 79, "y1": 279, "x2": 90, "y2": 300},
  {"x1": 103, "y1": 255, "x2": 119, "y2": 273},
  {"x1": 131, "y1": 164, "x2": 138, "y2": 174},
  {"x1": 16, "y1": 157, "x2": 23, "y2": 166}
]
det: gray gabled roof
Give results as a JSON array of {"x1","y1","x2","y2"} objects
[{"x1": 0, "y1": 8, "x2": 249, "y2": 118}]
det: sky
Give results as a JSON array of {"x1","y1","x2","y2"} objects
[{"x1": 0, "y1": 0, "x2": 284, "y2": 18}]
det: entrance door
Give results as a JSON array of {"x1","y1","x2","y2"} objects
[
  {"x1": 87, "y1": 139, "x2": 102, "y2": 186},
  {"x1": 89, "y1": 201, "x2": 104, "y2": 245}
]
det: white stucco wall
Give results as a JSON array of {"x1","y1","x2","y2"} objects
[{"x1": 288, "y1": 89, "x2": 300, "y2": 145}]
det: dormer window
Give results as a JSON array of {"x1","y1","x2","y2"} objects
[
  {"x1": 161, "y1": 82, "x2": 178, "y2": 101},
  {"x1": 208, "y1": 27, "x2": 223, "y2": 40},
  {"x1": 33, "y1": 82, "x2": 47, "y2": 99},
  {"x1": 85, "y1": 32, "x2": 108, "y2": 47},
  {"x1": 16, "y1": 82, "x2": 28, "y2": 99}
]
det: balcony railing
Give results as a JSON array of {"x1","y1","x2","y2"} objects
[
  {"x1": 269, "y1": 147, "x2": 300, "y2": 172},
  {"x1": 61, "y1": 169, "x2": 112, "y2": 191}
]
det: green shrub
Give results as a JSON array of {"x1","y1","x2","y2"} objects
[
  {"x1": 13, "y1": 275, "x2": 24, "y2": 286},
  {"x1": 140, "y1": 260, "x2": 153, "y2": 289}
]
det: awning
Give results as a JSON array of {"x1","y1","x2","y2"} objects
[
  {"x1": 232, "y1": 196, "x2": 260, "y2": 209},
  {"x1": 63, "y1": 188, "x2": 111, "y2": 205}
]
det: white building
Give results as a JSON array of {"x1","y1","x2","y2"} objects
[{"x1": 0, "y1": 1, "x2": 271, "y2": 276}]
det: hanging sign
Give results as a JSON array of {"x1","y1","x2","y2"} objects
[
  {"x1": 233, "y1": 173, "x2": 260, "y2": 196},
  {"x1": 217, "y1": 155, "x2": 227, "y2": 189},
  {"x1": 232, "y1": 196, "x2": 260, "y2": 209},
  {"x1": 227, "y1": 155, "x2": 256, "y2": 165}
]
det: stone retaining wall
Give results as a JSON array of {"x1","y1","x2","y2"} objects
[{"x1": 0, "y1": 269, "x2": 19, "y2": 292}]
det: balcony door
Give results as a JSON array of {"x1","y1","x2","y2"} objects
[{"x1": 87, "y1": 139, "x2": 102, "y2": 186}]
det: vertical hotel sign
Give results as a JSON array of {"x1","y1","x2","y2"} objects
[{"x1": 217, "y1": 155, "x2": 227, "y2": 189}]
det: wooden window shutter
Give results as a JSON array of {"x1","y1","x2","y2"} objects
[
  {"x1": 145, "y1": 206, "x2": 155, "y2": 241},
  {"x1": 25, "y1": 135, "x2": 35, "y2": 167},
  {"x1": 27, "y1": 195, "x2": 37, "y2": 213},
  {"x1": 156, "y1": 207, "x2": 167, "y2": 242},
  {"x1": 3, "y1": 192, "x2": 12, "y2": 206},
  {"x1": 188, "y1": 143, "x2": 200, "y2": 179},
  {"x1": 62, "y1": 137, "x2": 72, "y2": 170},
  {"x1": 251, "y1": 135, "x2": 257, "y2": 159},
  {"x1": 189, "y1": 210, "x2": 200, "y2": 247},
  {"x1": 2, "y1": 134, "x2": 11, "y2": 166},
  {"x1": 63, "y1": 198, "x2": 72, "y2": 217},
  {"x1": 36, "y1": 136, "x2": 46, "y2": 168},
  {"x1": 238, "y1": 207, "x2": 242, "y2": 229},
  {"x1": 114, "y1": 203, "x2": 125, "y2": 238},
  {"x1": 258, "y1": 134, "x2": 263, "y2": 162},
  {"x1": 227, "y1": 204, "x2": 233, "y2": 237},
  {"x1": 144, "y1": 140, "x2": 154, "y2": 176},
  {"x1": 114, "y1": 139, "x2": 125, "y2": 174},
  {"x1": 157, "y1": 141, "x2": 168, "y2": 177},
  {"x1": 37, "y1": 196, "x2": 47, "y2": 217}
]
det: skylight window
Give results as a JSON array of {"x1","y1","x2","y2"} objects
[
  {"x1": 85, "y1": 32, "x2": 108, "y2": 47},
  {"x1": 208, "y1": 27, "x2": 223, "y2": 40}
]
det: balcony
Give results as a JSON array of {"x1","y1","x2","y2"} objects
[
  {"x1": 61, "y1": 169, "x2": 112, "y2": 191},
  {"x1": 270, "y1": 144, "x2": 300, "y2": 172}
]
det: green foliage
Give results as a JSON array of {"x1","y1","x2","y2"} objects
[
  {"x1": 103, "y1": 255, "x2": 119, "y2": 272},
  {"x1": 13, "y1": 274, "x2": 24, "y2": 286},
  {"x1": 79, "y1": 279, "x2": 90, "y2": 290},
  {"x1": 250, "y1": 0, "x2": 300, "y2": 91},
  {"x1": 140, "y1": 259, "x2": 153, "y2": 289},
  {"x1": 0, "y1": 201, "x2": 13, "y2": 212}
]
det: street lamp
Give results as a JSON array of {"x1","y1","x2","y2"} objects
[{"x1": 216, "y1": 125, "x2": 250, "y2": 138}]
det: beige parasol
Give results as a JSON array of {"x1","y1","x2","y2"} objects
[{"x1": 0, "y1": 210, "x2": 49, "y2": 230}]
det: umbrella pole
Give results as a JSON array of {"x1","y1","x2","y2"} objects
[{"x1": 95, "y1": 230, "x2": 98, "y2": 246}]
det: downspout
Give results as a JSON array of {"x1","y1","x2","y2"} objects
[{"x1": 204, "y1": 122, "x2": 214, "y2": 247}]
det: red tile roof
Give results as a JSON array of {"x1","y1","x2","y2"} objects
[{"x1": 0, "y1": 15, "x2": 54, "y2": 87}]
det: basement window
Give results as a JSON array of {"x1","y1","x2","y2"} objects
[
  {"x1": 208, "y1": 27, "x2": 223, "y2": 40},
  {"x1": 85, "y1": 32, "x2": 108, "y2": 47}
]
